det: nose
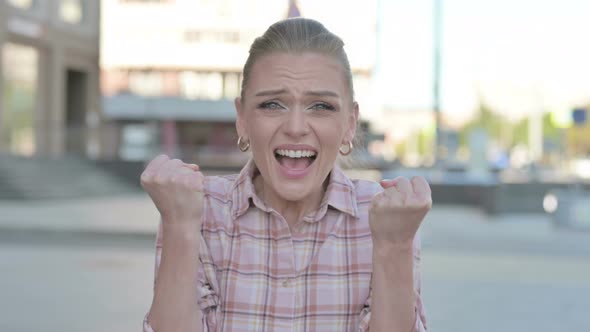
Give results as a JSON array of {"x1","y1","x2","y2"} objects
[{"x1": 283, "y1": 109, "x2": 310, "y2": 138}]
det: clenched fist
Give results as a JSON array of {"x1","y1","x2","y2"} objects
[
  {"x1": 140, "y1": 154, "x2": 205, "y2": 230},
  {"x1": 369, "y1": 176, "x2": 432, "y2": 246}
]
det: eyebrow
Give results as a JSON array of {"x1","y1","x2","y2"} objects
[
  {"x1": 254, "y1": 89, "x2": 340, "y2": 98},
  {"x1": 255, "y1": 89, "x2": 287, "y2": 97},
  {"x1": 304, "y1": 90, "x2": 340, "y2": 98}
]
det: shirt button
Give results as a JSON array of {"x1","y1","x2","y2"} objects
[{"x1": 282, "y1": 279, "x2": 290, "y2": 287}]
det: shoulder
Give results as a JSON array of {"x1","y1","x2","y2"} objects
[
  {"x1": 203, "y1": 173, "x2": 239, "y2": 202},
  {"x1": 200, "y1": 174, "x2": 241, "y2": 227},
  {"x1": 347, "y1": 178, "x2": 382, "y2": 225}
]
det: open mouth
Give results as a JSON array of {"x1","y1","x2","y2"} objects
[{"x1": 274, "y1": 148, "x2": 317, "y2": 171}]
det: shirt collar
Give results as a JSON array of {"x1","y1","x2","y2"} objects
[
  {"x1": 230, "y1": 159, "x2": 267, "y2": 219},
  {"x1": 231, "y1": 159, "x2": 358, "y2": 221},
  {"x1": 310, "y1": 164, "x2": 359, "y2": 221}
]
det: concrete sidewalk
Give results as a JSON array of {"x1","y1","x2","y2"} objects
[
  {"x1": 1, "y1": 194, "x2": 589, "y2": 255},
  {"x1": 0, "y1": 193, "x2": 557, "y2": 235},
  {"x1": 0, "y1": 194, "x2": 516, "y2": 237},
  {"x1": 0, "y1": 194, "x2": 160, "y2": 239}
]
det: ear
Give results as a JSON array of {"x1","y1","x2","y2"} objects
[
  {"x1": 344, "y1": 102, "x2": 359, "y2": 144},
  {"x1": 235, "y1": 97, "x2": 247, "y2": 139}
]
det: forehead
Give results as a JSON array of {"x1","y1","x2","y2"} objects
[{"x1": 246, "y1": 52, "x2": 348, "y2": 96}]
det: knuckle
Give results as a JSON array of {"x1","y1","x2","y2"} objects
[
  {"x1": 371, "y1": 191, "x2": 384, "y2": 201},
  {"x1": 140, "y1": 172, "x2": 152, "y2": 182},
  {"x1": 154, "y1": 174, "x2": 167, "y2": 185},
  {"x1": 176, "y1": 168, "x2": 191, "y2": 175},
  {"x1": 170, "y1": 174, "x2": 186, "y2": 185},
  {"x1": 397, "y1": 177, "x2": 410, "y2": 186},
  {"x1": 140, "y1": 178, "x2": 150, "y2": 188},
  {"x1": 383, "y1": 187, "x2": 396, "y2": 195},
  {"x1": 152, "y1": 154, "x2": 169, "y2": 163},
  {"x1": 412, "y1": 176, "x2": 426, "y2": 186},
  {"x1": 371, "y1": 195, "x2": 388, "y2": 210}
]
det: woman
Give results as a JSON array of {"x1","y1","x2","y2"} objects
[{"x1": 141, "y1": 18, "x2": 430, "y2": 332}]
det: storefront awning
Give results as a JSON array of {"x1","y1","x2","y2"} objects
[{"x1": 102, "y1": 94, "x2": 237, "y2": 122}]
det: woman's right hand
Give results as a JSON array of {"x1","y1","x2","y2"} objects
[{"x1": 140, "y1": 154, "x2": 205, "y2": 231}]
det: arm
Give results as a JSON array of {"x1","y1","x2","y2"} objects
[
  {"x1": 146, "y1": 223, "x2": 203, "y2": 332},
  {"x1": 367, "y1": 177, "x2": 431, "y2": 332},
  {"x1": 368, "y1": 236, "x2": 426, "y2": 332},
  {"x1": 140, "y1": 155, "x2": 207, "y2": 332}
]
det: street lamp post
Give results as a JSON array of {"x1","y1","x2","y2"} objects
[{"x1": 433, "y1": 0, "x2": 443, "y2": 165}]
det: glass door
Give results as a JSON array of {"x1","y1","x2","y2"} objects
[{"x1": 1, "y1": 43, "x2": 38, "y2": 156}]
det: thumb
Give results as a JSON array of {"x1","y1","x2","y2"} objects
[
  {"x1": 183, "y1": 163, "x2": 200, "y2": 171},
  {"x1": 380, "y1": 176, "x2": 403, "y2": 189}
]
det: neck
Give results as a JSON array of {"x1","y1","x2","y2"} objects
[{"x1": 253, "y1": 175, "x2": 327, "y2": 229}]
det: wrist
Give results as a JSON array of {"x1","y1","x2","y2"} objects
[
  {"x1": 372, "y1": 239, "x2": 413, "y2": 259},
  {"x1": 162, "y1": 222, "x2": 201, "y2": 242},
  {"x1": 161, "y1": 225, "x2": 201, "y2": 258}
]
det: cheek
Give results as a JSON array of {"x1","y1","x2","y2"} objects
[
  {"x1": 315, "y1": 119, "x2": 347, "y2": 146},
  {"x1": 247, "y1": 119, "x2": 275, "y2": 156}
]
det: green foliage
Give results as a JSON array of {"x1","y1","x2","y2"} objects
[
  {"x1": 459, "y1": 102, "x2": 505, "y2": 147},
  {"x1": 458, "y1": 101, "x2": 560, "y2": 149},
  {"x1": 542, "y1": 112, "x2": 561, "y2": 142}
]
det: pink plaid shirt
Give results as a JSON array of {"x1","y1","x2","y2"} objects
[{"x1": 144, "y1": 160, "x2": 427, "y2": 331}]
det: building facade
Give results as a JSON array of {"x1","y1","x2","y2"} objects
[
  {"x1": 100, "y1": 0, "x2": 377, "y2": 165},
  {"x1": 0, "y1": 0, "x2": 103, "y2": 158}
]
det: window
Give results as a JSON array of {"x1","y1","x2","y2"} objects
[
  {"x1": 128, "y1": 71, "x2": 163, "y2": 97},
  {"x1": 183, "y1": 30, "x2": 240, "y2": 44},
  {"x1": 179, "y1": 72, "x2": 223, "y2": 100},
  {"x1": 60, "y1": 0, "x2": 84, "y2": 24},
  {"x1": 7, "y1": 0, "x2": 36, "y2": 10},
  {"x1": 1, "y1": 43, "x2": 38, "y2": 156},
  {"x1": 223, "y1": 73, "x2": 240, "y2": 99}
]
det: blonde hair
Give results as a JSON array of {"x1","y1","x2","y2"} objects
[{"x1": 241, "y1": 18, "x2": 354, "y2": 103}]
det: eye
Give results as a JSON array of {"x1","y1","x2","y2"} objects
[
  {"x1": 310, "y1": 102, "x2": 336, "y2": 112},
  {"x1": 258, "y1": 101, "x2": 284, "y2": 111}
]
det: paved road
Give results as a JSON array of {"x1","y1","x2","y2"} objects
[
  {"x1": 0, "y1": 205, "x2": 589, "y2": 331},
  {"x1": 0, "y1": 243, "x2": 154, "y2": 332}
]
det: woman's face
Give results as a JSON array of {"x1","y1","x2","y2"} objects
[{"x1": 236, "y1": 52, "x2": 358, "y2": 203}]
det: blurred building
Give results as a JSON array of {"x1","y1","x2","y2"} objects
[
  {"x1": 566, "y1": 108, "x2": 590, "y2": 156},
  {"x1": 100, "y1": 0, "x2": 376, "y2": 165},
  {"x1": 0, "y1": 0, "x2": 103, "y2": 158}
]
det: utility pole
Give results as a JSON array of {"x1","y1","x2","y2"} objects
[
  {"x1": 529, "y1": 86, "x2": 544, "y2": 166},
  {"x1": 433, "y1": 0, "x2": 443, "y2": 164}
]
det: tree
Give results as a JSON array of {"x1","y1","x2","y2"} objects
[{"x1": 459, "y1": 101, "x2": 510, "y2": 148}]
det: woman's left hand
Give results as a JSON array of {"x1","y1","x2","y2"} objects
[{"x1": 369, "y1": 176, "x2": 432, "y2": 247}]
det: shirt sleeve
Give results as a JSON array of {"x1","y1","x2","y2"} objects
[
  {"x1": 143, "y1": 220, "x2": 220, "y2": 332},
  {"x1": 357, "y1": 232, "x2": 428, "y2": 332}
]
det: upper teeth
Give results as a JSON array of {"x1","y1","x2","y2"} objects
[{"x1": 276, "y1": 149, "x2": 316, "y2": 158}]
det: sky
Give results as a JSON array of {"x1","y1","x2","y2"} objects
[{"x1": 375, "y1": 0, "x2": 590, "y2": 124}]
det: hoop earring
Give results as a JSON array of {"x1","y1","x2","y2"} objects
[
  {"x1": 237, "y1": 136, "x2": 250, "y2": 152},
  {"x1": 339, "y1": 141, "x2": 353, "y2": 156}
]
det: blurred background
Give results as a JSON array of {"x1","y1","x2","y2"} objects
[{"x1": 0, "y1": 0, "x2": 589, "y2": 331}]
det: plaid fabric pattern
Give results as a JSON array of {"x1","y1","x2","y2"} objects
[{"x1": 144, "y1": 160, "x2": 426, "y2": 331}]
